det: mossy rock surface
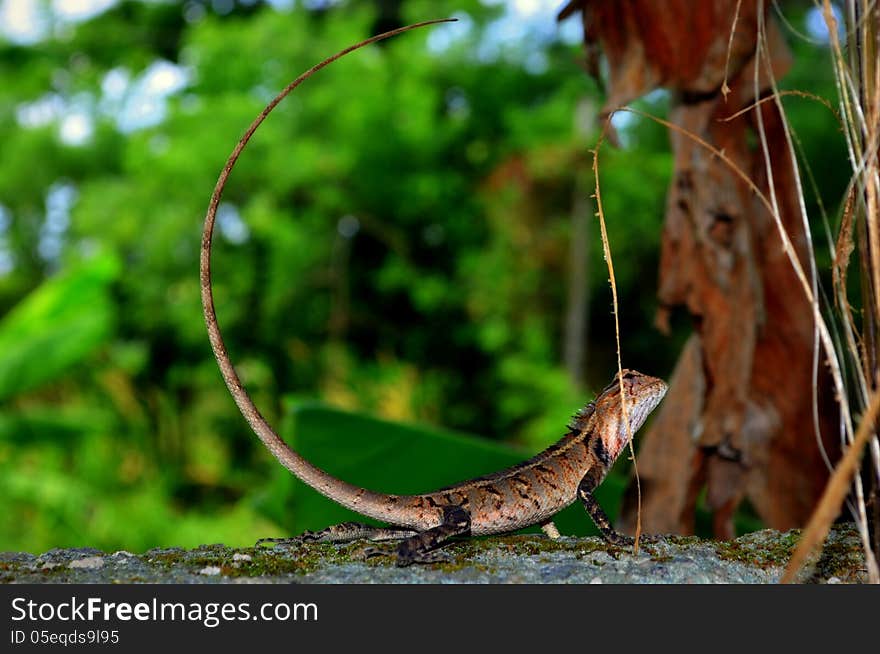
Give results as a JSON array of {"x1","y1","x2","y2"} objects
[{"x1": 0, "y1": 524, "x2": 867, "y2": 584}]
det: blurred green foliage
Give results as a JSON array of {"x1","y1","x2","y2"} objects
[{"x1": 0, "y1": 0, "x2": 846, "y2": 552}]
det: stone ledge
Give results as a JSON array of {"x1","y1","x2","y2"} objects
[{"x1": 0, "y1": 524, "x2": 866, "y2": 584}]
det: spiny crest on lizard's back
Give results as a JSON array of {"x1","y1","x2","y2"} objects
[{"x1": 567, "y1": 402, "x2": 596, "y2": 433}]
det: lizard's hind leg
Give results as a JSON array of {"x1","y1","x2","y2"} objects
[
  {"x1": 541, "y1": 520, "x2": 561, "y2": 539},
  {"x1": 396, "y1": 505, "x2": 471, "y2": 567},
  {"x1": 256, "y1": 522, "x2": 417, "y2": 548}
]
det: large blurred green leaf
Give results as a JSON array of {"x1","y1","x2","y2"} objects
[
  {"x1": 255, "y1": 402, "x2": 625, "y2": 538},
  {"x1": 0, "y1": 253, "x2": 119, "y2": 401},
  {"x1": 0, "y1": 409, "x2": 88, "y2": 444}
]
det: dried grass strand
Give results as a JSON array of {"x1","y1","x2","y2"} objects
[
  {"x1": 755, "y1": 3, "x2": 877, "y2": 580},
  {"x1": 590, "y1": 120, "x2": 642, "y2": 554},
  {"x1": 781, "y1": 388, "x2": 880, "y2": 583}
]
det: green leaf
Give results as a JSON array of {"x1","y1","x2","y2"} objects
[
  {"x1": 0, "y1": 254, "x2": 119, "y2": 401},
  {"x1": 0, "y1": 409, "x2": 88, "y2": 444},
  {"x1": 255, "y1": 402, "x2": 624, "y2": 538}
]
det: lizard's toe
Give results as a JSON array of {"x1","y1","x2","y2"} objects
[{"x1": 606, "y1": 533, "x2": 636, "y2": 548}]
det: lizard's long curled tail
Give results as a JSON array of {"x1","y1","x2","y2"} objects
[{"x1": 200, "y1": 19, "x2": 456, "y2": 525}]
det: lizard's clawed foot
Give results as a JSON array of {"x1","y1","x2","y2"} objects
[
  {"x1": 604, "y1": 531, "x2": 636, "y2": 548},
  {"x1": 604, "y1": 532, "x2": 664, "y2": 550}
]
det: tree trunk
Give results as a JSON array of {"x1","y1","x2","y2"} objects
[{"x1": 559, "y1": 0, "x2": 841, "y2": 538}]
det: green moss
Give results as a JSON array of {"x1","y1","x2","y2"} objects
[
  {"x1": 145, "y1": 541, "x2": 376, "y2": 577},
  {"x1": 808, "y1": 528, "x2": 866, "y2": 582},
  {"x1": 244, "y1": 545, "x2": 356, "y2": 576},
  {"x1": 457, "y1": 535, "x2": 609, "y2": 557},
  {"x1": 415, "y1": 534, "x2": 619, "y2": 572},
  {"x1": 711, "y1": 530, "x2": 801, "y2": 569},
  {"x1": 1, "y1": 563, "x2": 72, "y2": 582},
  {"x1": 429, "y1": 555, "x2": 489, "y2": 574},
  {"x1": 703, "y1": 525, "x2": 865, "y2": 582}
]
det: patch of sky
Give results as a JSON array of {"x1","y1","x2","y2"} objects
[
  {"x1": 217, "y1": 203, "x2": 250, "y2": 245},
  {"x1": 16, "y1": 59, "x2": 190, "y2": 144},
  {"x1": 0, "y1": 204, "x2": 12, "y2": 276},
  {"x1": 804, "y1": 3, "x2": 843, "y2": 44},
  {"x1": 428, "y1": 0, "x2": 581, "y2": 68},
  {"x1": 0, "y1": 0, "x2": 117, "y2": 44},
  {"x1": 38, "y1": 182, "x2": 77, "y2": 267},
  {"x1": 8, "y1": 0, "x2": 578, "y2": 143}
]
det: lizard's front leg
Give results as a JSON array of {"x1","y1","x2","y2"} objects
[
  {"x1": 577, "y1": 469, "x2": 635, "y2": 547},
  {"x1": 396, "y1": 505, "x2": 471, "y2": 567}
]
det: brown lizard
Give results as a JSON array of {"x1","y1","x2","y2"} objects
[{"x1": 199, "y1": 20, "x2": 668, "y2": 566}]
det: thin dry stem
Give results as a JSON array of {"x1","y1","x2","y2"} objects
[
  {"x1": 772, "y1": 0, "x2": 826, "y2": 44},
  {"x1": 825, "y1": 0, "x2": 880, "y2": 509},
  {"x1": 590, "y1": 122, "x2": 642, "y2": 554},
  {"x1": 717, "y1": 89, "x2": 840, "y2": 125},
  {"x1": 781, "y1": 388, "x2": 880, "y2": 583},
  {"x1": 721, "y1": 0, "x2": 744, "y2": 100},
  {"x1": 609, "y1": 99, "x2": 879, "y2": 577},
  {"x1": 755, "y1": 2, "x2": 877, "y2": 580}
]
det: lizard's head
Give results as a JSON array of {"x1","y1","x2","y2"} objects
[{"x1": 593, "y1": 369, "x2": 667, "y2": 459}]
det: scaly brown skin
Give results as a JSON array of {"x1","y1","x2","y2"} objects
[
  {"x1": 247, "y1": 368, "x2": 664, "y2": 566},
  {"x1": 199, "y1": 20, "x2": 668, "y2": 566},
  {"x1": 288, "y1": 370, "x2": 664, "y2": 565}
]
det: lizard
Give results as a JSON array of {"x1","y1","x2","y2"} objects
[{"x1": 199, "y1": 19, "x2": 669, "y2": 566}]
